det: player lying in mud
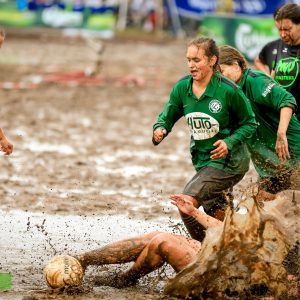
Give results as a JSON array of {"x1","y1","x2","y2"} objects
[
  {"x1": 75, "y1": 194, "x2": 222, "y2": 288},
  {"x1": 44, "y1": 192, "x2": 298, "y2": 298}
]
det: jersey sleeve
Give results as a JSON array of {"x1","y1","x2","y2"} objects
[
  {"x1": 153, "y1": 85, "x2": 183, "y2": 134},
  {"x1": 223, "y1": 89, "x2": 257, "y2": 150},
  {"x1": 252, "y1": 73, "x2": 297, "y2": 112}
]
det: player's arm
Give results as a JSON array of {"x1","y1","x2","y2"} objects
[
  {"x1": 252, "y1": 73, "x2": 296, "y2": 160},
  {"x1": 0, "y1": 128, "x2": 13, "y2": 155},
  {"x1": 276, "y1": 107, "x2": 293, "y2": 161},
  {"x1": 152, "y1": 85, "x2": 183, "y2": 145},
  {"x1": 223, "y1": 89, "x2": 257, "y2": 151},
  {"x1": 170, "y1": 194, "x2": 223, "y2": 229}
]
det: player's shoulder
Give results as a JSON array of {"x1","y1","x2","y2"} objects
[
  {"x1": 245, "y1": 68, "x2": 279, "y2": 91},
  {"x1": 269, "y1": 38, "x2": 281, "y2": 47},
  {"x1": 246, "y1": 68, "x2": 270, "y2": 80},
  {"x1": 176, "y1": 74, "x2": 190, "y2": 84},
  {"x1": 172, "y1": 74, "x2": 191, "y2": 91},
  {"x1": 219, "y1": 74, "x2": 239, "y2": 91},
  {"x1": 263, "y1": 38, "x2": 281, "y2": 50}
]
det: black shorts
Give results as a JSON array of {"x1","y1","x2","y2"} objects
[{"x1": 183, "y1": 166, "x2": 245, "y2": 213}]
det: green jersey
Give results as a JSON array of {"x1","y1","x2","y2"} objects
[
  {"x1": 240, "y1": 68, "x2": 300, "y2": 177},
  {"x1": 153, "y1": 72, "x2": 257, "y2": 174}
]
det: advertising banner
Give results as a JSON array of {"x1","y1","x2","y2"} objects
[
  {"x1": 234, "y1": 0, "x2": 285, "y2": 15},
  {"x1": 175, "y1": 0, "x2": 286, "y2": 19},
  {"x1": 0, "y1": 0, "x2": 117, "y2": 35},
  {"x1": 201, "y1": 15, "x2": 278, "y2": 61},
  {"x1": 174, "y1": 0, "x2": 216, "y2": 19}
]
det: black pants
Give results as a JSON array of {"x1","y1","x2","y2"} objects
[{"x1": 181, "y1": 166, "x2": 244, "y2": 241}]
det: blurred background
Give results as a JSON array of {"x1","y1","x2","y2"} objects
[{"x1": 0, "y1": 0, "x2": 299, "y2": 62}]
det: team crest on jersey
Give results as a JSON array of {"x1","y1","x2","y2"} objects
[
  {"x1": 209, "y1": 99, "x2": 222, "y2": 113},
  {"x1": 186, "y1": 112, "x2": 219, "y2": 140}
]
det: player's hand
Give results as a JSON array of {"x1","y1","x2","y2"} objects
[
  {"x1": 0, "y1": 137, "x2": 13, "y2": 155},
  {"x1": 210, "y1": 140, "x2": 228, "y2": 160},
  {"x1": 276, "y1": 132, "x2": 290, "y2": 161},
  {"x1": 152, "y1": 128, "x2": 167, "y2": 145},
  {"x1": 169, "y1": 194, "x2": 196, "y2": 216}
]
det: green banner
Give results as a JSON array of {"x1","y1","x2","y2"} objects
[
  {"x1": 0, "y1": 272, "x2": 12, "y2": 291},
  {"x1": 0, "y1": 9, "x2": 36, "y2": 27},
  {"x1": 0, "y1": 4, "x2": 116, "y2": 34},
  {"x1": 201, "y1": 15, "x2": 278, "y2": 62}
]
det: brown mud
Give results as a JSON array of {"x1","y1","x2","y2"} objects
[{"x1": 0, "y1": 29, "x2": 266, "y2": 300}]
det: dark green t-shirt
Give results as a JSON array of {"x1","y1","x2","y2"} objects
[
  {"x1": 153, "y1": 72, "x2": 257, "y2": 174},
  {"x1": 240, "y1": 68, "x2": 300, "y2": 177}
]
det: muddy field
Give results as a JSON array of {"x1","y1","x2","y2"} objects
[{"x1": 0, "y1": 29, "x2": 258, "y2": 300}]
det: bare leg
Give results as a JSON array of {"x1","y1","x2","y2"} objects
[
  {"x1": 76, "y1": 231, "x2": 161, "y2": 269},
  {"x1": 76, "y1": 230, "x2": 201, "y2": 288},
  {"x1": 122, "y1": 232, "x2": 201, "y2": 281}
]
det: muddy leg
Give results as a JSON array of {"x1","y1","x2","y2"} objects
[
  {"x1": 76, "y1": 231, "x2": 161, "y2": 269},
  {"x1": 122, "y1": 232, "x2": 201, "y2": 280}
]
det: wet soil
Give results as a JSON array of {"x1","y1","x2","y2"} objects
[{"x1": 0, "y1": 29, "x2": 258, "y2": 300}]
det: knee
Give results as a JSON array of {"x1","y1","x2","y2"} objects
[{"x1": 148, "y1": 232, "x2": 173, "y2": 250}]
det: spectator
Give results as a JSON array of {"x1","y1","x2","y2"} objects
[{"x1": 272, "y1": 3, "x2": 300, "y2": 120}]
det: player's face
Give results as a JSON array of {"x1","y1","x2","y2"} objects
[
  {"x1": 186, "y1": 45, "x2": 215, "y2": 83},
  {"x1": 275, "y1": 19, "x2": 300, "y2": 45},
  {"x1": 219, "y1": 63, "x2": 242, "y2": 84}
]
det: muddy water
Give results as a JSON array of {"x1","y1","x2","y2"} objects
[
  {"x1": 1, "y1": 32, "x2": 297, "y2": 300},
  {"x1": 165, "y1": 190, "x2": 300, "y2": 299},
  {"x1": 0, "y1": 209, "x2": 179, "y2": 299}
]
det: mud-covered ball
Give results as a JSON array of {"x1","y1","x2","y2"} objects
[{"x1": 44, "y1": 255, "x2": 84, "y2": 289}]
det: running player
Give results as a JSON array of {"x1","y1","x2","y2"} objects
[
  {"x1": 219, "y1": 45, "x2": 300, "y2": 195},
  {"x1": 152, "y1": 37, "x2": 257, "y2": 241}
]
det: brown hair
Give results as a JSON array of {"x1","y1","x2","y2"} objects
[
  {"x1": 274, "y1": 4, "x2": 300, "y2": 25},
  {"x1": 187, "y1": 37, "x2": 219, "y2": 71},
  {"x1": 218, "y1": 45, "x2": 248, "y2": 74}
]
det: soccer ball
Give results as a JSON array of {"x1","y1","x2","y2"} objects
[{"x1": 44, "y1": 255, "x2": 84, "y2": 289}]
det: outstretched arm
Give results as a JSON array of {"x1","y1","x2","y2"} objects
[{"x1": 170, "y1": 194, "x2": 223, "y2": 229}]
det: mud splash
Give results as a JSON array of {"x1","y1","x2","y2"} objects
[
  {"x1": 0, "y1": 209, "x2": 175, "y2": 294},
  {"x1": 165, "y1": 189, "x2": 300, "y2": 299}
]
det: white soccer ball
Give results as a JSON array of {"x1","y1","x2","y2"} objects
[{"x1": 44, "y1": 255, "x2": 84, "y2": 289}]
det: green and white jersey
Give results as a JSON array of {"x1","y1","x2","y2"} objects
[
  {"x1": 153, "y1": 72, "x2": 257, "y2": 175},
  {"x1": 240, "y1": 68, "x2": 300, "y2": 177}
]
